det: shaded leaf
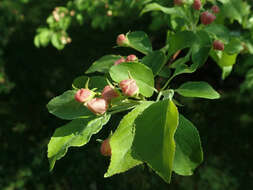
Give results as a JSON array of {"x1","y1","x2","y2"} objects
[
  {"x1": 173, "y1": 114, "x2": 203, "y2": 175},
  {"x1": 142, "y1": 50, "x2": 166, "y2": 76},
  {"x1": 191, "y1": 30, "x2": 212, "y2": 67},
  {"x1": 86, "y1": 55, "x2": 122, "y2": 74},
  {"x1": 48, "y1": 115, "x2": 111, "y2": 170},
  {"x1": 73, "y1": 76, "x2": 107, "y2": 91},
  {"x1": 224, "y1": 38, "x2": 243, "y2": 55},
  {"x1": 167, "y1": 31, "x2": 196, "y2": 57},
  {"x1": 126, "y1": 31, "x2": 152, "y2": 55},
  {"x1": 175, "y1": 81, "x2": 220, "y2": 99}
]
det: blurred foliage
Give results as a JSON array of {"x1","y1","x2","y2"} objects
[{"x1": 0, "y1": 0, "x2": 253, "y2": 189}]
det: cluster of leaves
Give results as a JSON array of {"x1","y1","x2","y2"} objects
[
  {"x1": 47, "y1": 30, "x2": 221, "y2": 183},
  {"x1": 34, "y1": 0, "x2": 148, "y2": 50},
  {"x1": 0, "y1": 0, "x2": 64, "y2": 94},
  {"x1": 46, "y1": 0, "x2": 253, "y2": 184}
]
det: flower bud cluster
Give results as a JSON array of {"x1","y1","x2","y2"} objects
[
  {"x1": 114, "y1": 54, "x2": 138, "y2": 66},
  {"x1": 61, "y1": 36, "x2": 72, "y2": 45},
  {"x1": 52, "y1": 7, "x2": 75, "y2": 22},
  {"x1": 74, "y1": 78, "x2": 139, "y2": 115},
  {"x1": 192, "y1": 1, "x2": 220, "y2": 26},
  {"x1": 201, "y1": 11, "x2": 216, "y2": 25}
]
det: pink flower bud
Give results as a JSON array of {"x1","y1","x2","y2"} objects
[
  {"x1": 213, "y1": 40, "x2": 224, "y2": 51},
  {"x1": 116, "y1": 34, "x2": 129, "y2": 46},
  {"x1": 126, "y1": 54, "x2": 138, "y2": 62},
  {"x1": 119, "y1": 79, "x2": 139, "y2": 96},
  {"x1": 100, "y1": 138, "x2": 111, "y2": 156},
  {"x1": 87, "y1": 98, "x2": 108, "y2": 115},
  {"x1": 211, "y1": 5, "x2": 220, "y2": 14},
  {"x1": 102, "y1": 85, "x2": 119, "y2": 101},
  {"x1": 75, "y1": 88, "x2": 93, "y2": 103},
  {"x1": 174, "y1": 0, "x2": 183, "y2": 6},
  {"x1": 201, "y1": 11, "x2": 216, "y2": 25},
  {"x1": 114, "y1": 57, "x2": 125, "y2": 65},
  {"x1": 193, "y1": 0, "x2": 201, "y2": 10}
]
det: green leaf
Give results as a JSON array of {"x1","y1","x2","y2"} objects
[
  {"x1": 240, "y1": 68, "x2": 253, "y2": 92},
  {"x1": 39, "y1": 29, "x2": 51, "y2": 47},
  {"x1": 141, "y1": 3, "x2": 186, "y2": 18},
  {"x1": 191, "y1": 30, "x2": 212, "y2": 67},
  {"x1": 105, "y1": 101, "x2": 153, "y2": 177},
  {"x1": 48, "y1": 115, "x2": 111, "y2": 171},
  {"x1": 204, "y1": 24, "x2": 230, "y2": 42},
  {"x1": 224, "y1": 38, "x2": 243, "y2": 55},
  {"x1": 72, "y1": 76, "x2": 107, "y2": 91},
  {"x1": 173, "y1": 114, "x2": 203, "y2": 175},
  {"x1": 218, "y1": 52, "x2": 237, "y2": 67},
  {"x1": 221, "y1": 66, "x2": 233, "y2": 80},
  {"x1": 126, "y1": 31, "x2": 152, "y2": 55},
  {"x1": 132, "y1": 99, "x2": 179, "y2": 183},
  {"x1": 220, "y1": 0, "x2": 250, "y2": 24},
  {"x1": 158, "y1": 66, "x2": 172, "y2": 78},
  {"x1": 167, "y1": 31, "x2": 196, "y2": 57},
  {"x1": 51, "y1": 33, "x2": 64, "y2": 50},
  {"x1": 142, "y1": 50, "x2": 166, "y2": 76},
  {"x1": 170, "y1": 50, "x2": 198, "y2": 79},
  {"x1": 47, "y1": 90, "x2": 93, "y2": 120},
  {"x1": 109, "y1": 62, "x2": 155, "y2": 97},
  {"x1": 175, "y1": 81, "x2": 220, "y2": 99},
  {"x1": 85, "y1": 55, "x2": 122, "y2": 74},
  {"x1": 34, "y1": 35, "x2": 40, "y2": 47}
]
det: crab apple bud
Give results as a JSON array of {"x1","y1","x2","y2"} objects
[
  {"x1": 100, "y1": 138, "x2": 111, "y2": 156},
  {"x1": 61, "y1": 36, "x2": 67, "y2": 44},
  {"x1": 213, "y1": 40, "x2": 224, "y2": 51},
  {"x1": 193, "y1": 0, "x2": 201, "y2": 10},
  {"x1": 126, "y1": 54, "x2": 138, "y2": 62},
  {"x1": 114, "y1": 57, "x2": 125, "y2": 65},
  {"x1": 201, "y1": 11, "x2": 216, "y2": 25},
  {"x1": 66, "y1": 37, "x2": 72, "y2": 43},
  {"x1": 75, "y1": 88, "x2": 93, "y2": 103},
  {"x1": 53, "y1": 11, "x2": 60, "y2": 22},
  {"x1": 107, "y1": 10, "x2": 112, "y2": 16},
  {"x1": 116, "y1": 34, "x2": 129, "y2": 46},
  {"x1": 102, "y1": 85, "x2": 119, "y2": 101},
  {"x1": 87, "y1": 98, "x2": 108, "y2": 115},
  {"x1": 60, "y1": 12, "x2": 65, "y2": 18},
  {"x1": 174, "y1": 0, "x2": 183, "y2": 6},
  {"x1": 70, "y1": 10, "x2": 75, "y2": 16},
  {"x1": 119, "y1": 79, "x2": 139, "y2": 96},
  {"x1": 211, "y1": 5, "x2": 220, "y2": 14}
]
